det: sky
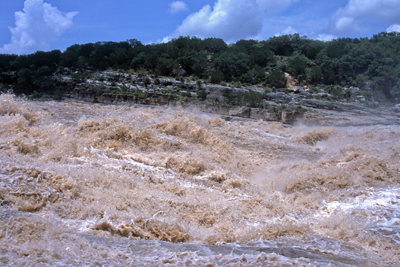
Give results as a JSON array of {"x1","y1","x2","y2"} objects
[{"x1": 1, "y1": 0, "x2": 400, "y2": 54}]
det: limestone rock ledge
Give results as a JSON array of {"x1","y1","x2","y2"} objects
[{"x1": 72, "y1": 88, "x2": 302, "y2": 125}]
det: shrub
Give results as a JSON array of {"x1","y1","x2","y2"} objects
[
  {"x1": 210, "y1": 70, "x2": 224, "y2": 84},
  {"x1": 356, "y1": 89, "x2": 372, "y2": 100},
  {"x1": 223, "y1": 91, "x2": 237, "y2": 104},
  {"x1": 242, "y1": 90, "x2": 263, "y2": 107},
  {"x1": 137, "y1": 68, "x2": 147, "y2": 77},
  {"x1": 266, "y1": 68, "x2": 287, "y2": 88},
  {"x1": 180, "y1": 91, "x2": 191, "y2": 97},
  {"x1": 198, "y1": 90, "x2": 207, "y2": 101},
  {"x1": 306, "y1": 66, "x2": 322, "y2": 84},
  {"x1": 264, "y1": 87, "x2": 273, "y2": 93},
  {"x1": 295, "y1": 105, "x2": 307, "y2": 113},
  {"x1": 232, "y1": 82, "x2": 242, "y2": 88},
  {"x1": 263, "y1": 103, "x2": 270, "y2": 109},
  {"x1": 309, "y1": 86, "x2": 319, "y2": 93},
  {"x1": 144, "y1": 77, "x2": 151, "y2": 87},
  {"x1": 137, "y1": 91, "x2": 147, "y2": 99},
  {"x1": 390, "y1": 81, "x2": 400, "y2": 100},
  {"x1": 198, "y1": 72, "x2": 209, "y2": 79},
  {"x1": 287, "y1": 52, "x2": 308, "y2": 77},
  {"x1": 239, "y1": 73, "x2": 252, "y2": 84},
  {"x1": 327, "y1": 85, "x2": 344, "y2": 99},
  {"x1": 154, "y1": 78, "x2": 160, "y2": 85},
  {"x1": 356, "y1": 74, "x2": 366, "y2": 89},
  {"x1": 179, "y1": 96, "x2": 190, "y2": 103},
  {"x1": 71, "y1": 72, "x2": 86, "y2": 83},
  {"x1": 53, "y1": 86, "x2": 65, "y2": 100}
]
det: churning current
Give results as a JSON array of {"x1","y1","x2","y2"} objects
[{"x1": 0, "y1": 94, "x2": 400, "y2": 266}]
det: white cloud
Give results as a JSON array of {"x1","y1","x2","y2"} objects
[
  {"x1": 336, "y1": 0, "x2": 400, "y2": 23},
  {"x1": 274, "y1": 26, "x2": 297, "y2": 36},
  {"x1": 0, "y1": 0, "x2": 78, "y2": 54},
  {"x1": 334, "y1": 16, "x2": 361, "y2": 34},
  {"x1": 163, "y1": 0, "x2": 297, "y2": 42},
  {"x1": 335, "y1": 17, "x2": 354, "y2": 30},
  {"x1": 169, "y1": 1, "x2": 189, "y2": 14},
  {"x1": 316, "y1": 34, "x2": 336, "y2": 41},
  {"x1": 387, "y1": 24, "x2": 400, "y2": 32},
  {"x1": 332, "y1": 0, "x2": 400, "y2": 34}
]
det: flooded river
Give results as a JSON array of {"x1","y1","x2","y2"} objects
[{"x1": 1, "y1": 94, "x2": 400, "y2": 266}]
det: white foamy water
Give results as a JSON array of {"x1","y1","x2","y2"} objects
[{"x1": 1, "y1": 94, "x2": 400, "y2": 266}]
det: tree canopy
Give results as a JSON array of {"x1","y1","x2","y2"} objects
[{"x1": 1, "y1": 32, "x2": 400, "y2": 101}]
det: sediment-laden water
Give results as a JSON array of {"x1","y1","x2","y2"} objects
[{"x1": 0, "y1": 94, "x2": 399, "y2": 266}]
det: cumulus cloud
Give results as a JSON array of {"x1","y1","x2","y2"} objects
[
  {"x1": 168, "y1": 1, "x2": 189, "y2": 14},
  {"x1": 333, "y1": 0, "x2": 400, "y2": 34},
  {"x1": 163, "y1": 0, "x2": 297, "y2": 42},
  {"x1": 387, "y1": 24, "x2": 400, "y2": 32},
  {"x1": 334, "y1": 16, "x2": 361, "y2": 34},
  {"x1": 0, "y1": 0, "x2": 78, "y2": 54},
  {"x1": 336, "y1": 0, "x2": 400, "y2": 23}
]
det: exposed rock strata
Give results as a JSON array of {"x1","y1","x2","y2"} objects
[
  {"x1": 58, "y1": 72, "x2": 400, "y2": 126},
  {"x1": 73, "y1": 87, "x2": 302, "y2": 125}
]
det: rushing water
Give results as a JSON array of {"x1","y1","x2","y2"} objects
[{"x1": 0, "y1": 94, "x2": 399, "y2": 266}]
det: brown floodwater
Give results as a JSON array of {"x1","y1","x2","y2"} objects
[{"x1": 1, "y1": 94, "x2": 400, "y2": 266}]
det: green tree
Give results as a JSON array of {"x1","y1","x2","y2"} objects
[
  {"x1": 210, "y1": 70, "x2": 224, "y2": 84},
  {"x1": 0, "y1": 54, "x2": 18, "y2": 71},
  {"x1": 14, "y1": 68, "x2": 34, "y2": 95},
  {"x1": 246, "y1": 65, "x2": 266, "y2": 84},
  {"x1": 306, "y1": 66, "x2": 322, "y2": 84},
  {"x1": 356, "y1": 74, "x2": 366, "y2": 88},
  {"x1": 155, "y1": 57, "x2": 178, "y2": 76},
  {"x1": 390, "y1": 81, "x2": 400, "y2": 100},
  {"x1": 202, "y1": 37, "x2": 227, "y2": 53},
  {"x1": 266, "y1": 68, "x2": 287, "y2": 88},
  {"x1": 214, "y1": 52, "x2": 250, "y2": 82},
  {"x1": 192, "y1": 51, "x2": 209, "y2": 77},
  {"x1": 287, "y1": 52, "x2": 308, "y2": 77}
]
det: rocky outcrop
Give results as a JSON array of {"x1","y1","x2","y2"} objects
[
  {"x1": 393, "y1": 104, "x2": 400, "y2": 113},
  {"x1": 72, "y1": 86, "x2": 302, "y2": 124},
  {"x1": 66, "y1": 71, "x2": 400, "y2": 126}
]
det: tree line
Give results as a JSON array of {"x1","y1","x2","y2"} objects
[{"x1": 1, "y1": 32, "x2": 400, "y2": 101}]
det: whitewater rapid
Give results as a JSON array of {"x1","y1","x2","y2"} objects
[{"x1": 0, "y1": 94, "x2": 399, "y2": 266}]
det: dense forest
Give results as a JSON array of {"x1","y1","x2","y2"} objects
[{"x1": 1, "y1": 32, "x2": 400, "y2": 102}]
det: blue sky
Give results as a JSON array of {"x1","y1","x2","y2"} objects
[{"x1": 1, "y1": 0, "x2": 400, "y2": 54}]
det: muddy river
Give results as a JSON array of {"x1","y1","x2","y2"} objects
[{"x1": 0, "y1": 94, "x2": 399, "y2": 266}]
